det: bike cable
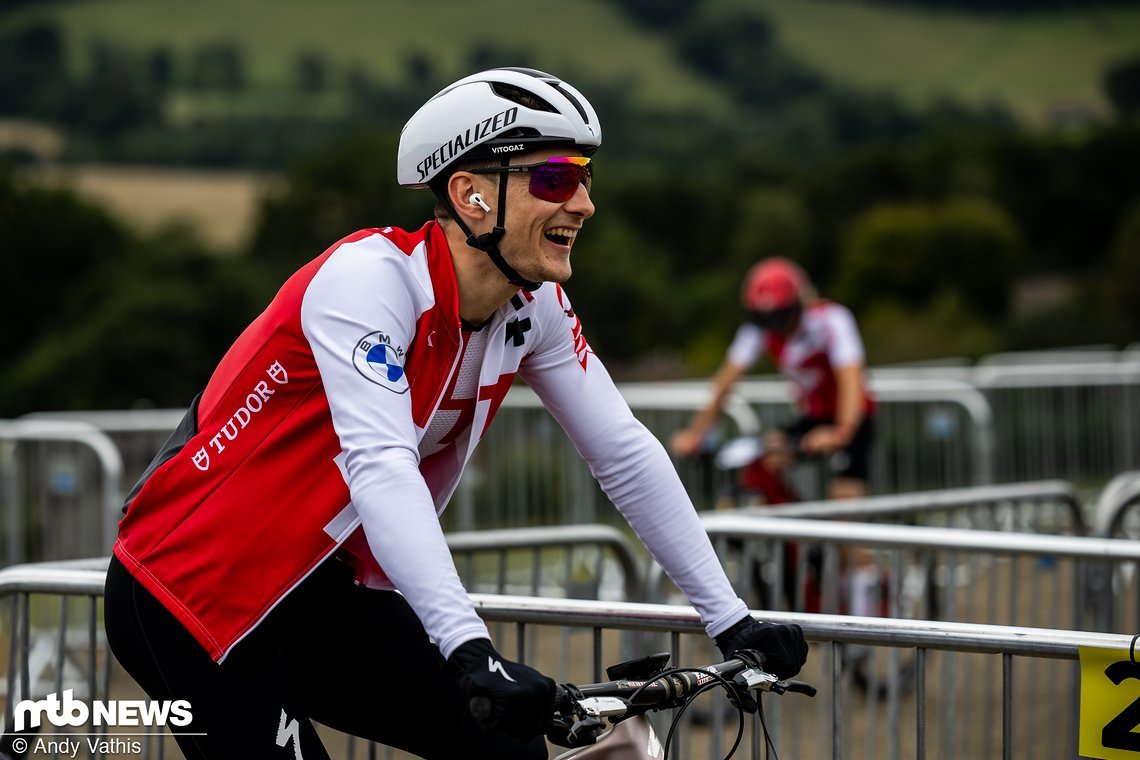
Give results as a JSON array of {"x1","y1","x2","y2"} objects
[{"x1": 624, "y1": 666, "x2": 750, "y2": 760}]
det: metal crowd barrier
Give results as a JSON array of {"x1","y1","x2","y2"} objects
[
  {"x1": 1092, "y1": 469, "x2": 1140, "y2": 540},
  {"x1": 447, "y1": 524, "x2": 644, "y2": 604},
  {"x1": 475, "y1": 595, "x2": 1127, "y2": 760},
  {"x1": 665, "y1": 514, "x2": 1140, "y2": 630},
  {"x1": 17, "y1": 366, "x2": 1000, "y2": 532},
  {"x1": 642, "y1": 514, "x2": 1140, "y2": 760},
  {"x1": 0, "y1": 560, "x2": 1131, "y2": 760},
  {"x1": 22, "y1": 389, "x2": 761, "y2": 533},
  {"x1": 444, "y1": 524, "x2": 651, "y2": 723},
  {"x1": 693, "y1": 351, "x2": 1140, "y2": 498},
  {"x1": 19, "y1": 410, "x2": 184, "y2": 495},
  {"x1": 732, "y1": 375, "x2": 995, "y2": 495},
  {"x1": 0, "y1": 421, "x2": 123, "y2": 566},
  {"x1": 449, "y1": 373, "x2": 999, "y2": 523},
  {"x1": 1087, "y1": 471, "x2": 1140, "y2": 632},
  {"x1": 755, "y1": 479, "x2": 1087, "y2": 535},
  {"x1": 444, "y1": 385, "x2": 761, "y2": 529},
  {"x1": 14, "y1": 348, "x2": 1140, "y2": 553},
  {"x1": 974, "y1": 360, "x2": 1140, "y2": 485}
]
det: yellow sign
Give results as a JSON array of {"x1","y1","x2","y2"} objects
[{"x1": 1081, "y1": 645, "x2": 1140, "y2": 759}]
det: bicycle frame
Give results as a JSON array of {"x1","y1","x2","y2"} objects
[{"x1": 553, "y1": 717, "x2": 664, "y2": 759}]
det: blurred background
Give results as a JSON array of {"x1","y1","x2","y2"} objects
[
  {"x1": 1, "y1": 0, "x2": 1138, "y2": 416},
  {"x1": 2, "y1": 7, "x2": 1140, "y2": 757}
]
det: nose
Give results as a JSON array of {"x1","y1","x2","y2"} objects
[{"x1": 564, "y1": 181, "x2": 595, "y2": 219}]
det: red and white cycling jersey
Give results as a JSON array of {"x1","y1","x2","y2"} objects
[
  {"x1": 726, "y1": 301, "x2": 875, "y2": 419},
  {"x1": 115, "y1": 222, "x2": 746, "y2": 662}
]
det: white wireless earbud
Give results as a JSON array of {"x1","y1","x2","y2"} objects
[{"x1": 469, "y1": 193, "x2": 492, "y2": 213}]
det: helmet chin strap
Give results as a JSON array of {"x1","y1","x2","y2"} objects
[{"x1": 436, "y1": 164, "x2": 542, "y2": 292}]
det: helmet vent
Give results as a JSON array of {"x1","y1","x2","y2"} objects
[
  {"x1": 551, "y1": 84, "x2": 591, "y2": 126},
  {"x1": 490, "y1": 82, "x2": 558, "y2": 114}
]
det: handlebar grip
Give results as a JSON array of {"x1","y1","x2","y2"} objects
[
  {"x1": 469, "y1": 696, "x2": 492, "y2": 723},
  {"x1": 552, "y1": 684, "x2": 572, "y2": 714},
  {"x1": 783, "y1": 679, "x2": 817, "y2": 697}
]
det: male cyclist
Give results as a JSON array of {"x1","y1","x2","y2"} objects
[
  {"x1": 671, "y1": 257, "x2": 880, "y2": 619},
  {"x1": 103, "y1": 68, "x2": 807, "y2": 760},
  {"x1": 672, "y1": 257, "x2": 876, "y2": 502}
]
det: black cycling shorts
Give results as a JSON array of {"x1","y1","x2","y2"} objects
[
  {"x1": 104, "y1": 555, "x2": 547, "y2": 760},
  {"x1": 781, "y1": 413, "x2": 875, "y2": 483}
]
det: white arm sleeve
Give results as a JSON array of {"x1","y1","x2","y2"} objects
[
  {"x1": 301, "y1": 236, "x2": 489, "y2": 658},
  {"x1": 521, "y1": 289, "x2": 748, "y2": 637},
  {"x1": 823, "y1": 304, "x2": 866, "y2": 369},
  {"x1": 726, "y1": 323, "x2": 765, "y2": 369}
]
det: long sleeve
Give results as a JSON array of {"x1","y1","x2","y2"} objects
[
  {"x1": 520, "y1": 286, "x2": 748, "y2": 636},
  {"x1": 300, "y1": 233, "x2": 489, "y2": 657}
]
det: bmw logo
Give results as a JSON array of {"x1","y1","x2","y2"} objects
[{"x1": 353, "y1": 331, "x2": 409, "y2": 394}]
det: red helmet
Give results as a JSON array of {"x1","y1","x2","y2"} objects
[{"x1": 741, "y1": 258, "x2": 806, "y2": 312}]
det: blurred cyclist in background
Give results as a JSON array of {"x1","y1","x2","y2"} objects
[
  {"x1": 671, "y1": 258, "x2": 881, "y2": 618},
  {"x1": 672, "y1": 256, "x2": 876, "y2": 503},
  {"x1": 100, "y1": 68, "x2": 806, "y2": 760}
]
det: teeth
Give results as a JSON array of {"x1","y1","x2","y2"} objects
[{"x1": 545, "y1": 227, "x2": 578, "y2": 241}]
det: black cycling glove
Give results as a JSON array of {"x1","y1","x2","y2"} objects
[
  {"x1": 715, "y1": 616, "x2": 808, "y2": 679},
  {"x1": 447, "y1": 638, "x2": 556, "y2": 738}
]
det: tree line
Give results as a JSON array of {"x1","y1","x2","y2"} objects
[
  {"x1": 3, "y1": 120, "x2": 1138, "y2": 416},
  {"x1": 0, "y1": 12, "x2": 1138, "y2": 414}
]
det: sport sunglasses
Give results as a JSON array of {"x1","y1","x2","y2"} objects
[
  {"x1": 748, "y1": 304, "x2": 802, "y2": 331},
  {"x1": 470, "y1": 156, "x2": 592, "y2": 204}
]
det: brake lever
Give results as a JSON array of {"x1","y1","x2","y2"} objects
[
  {"x1": 727, "y1": 672, "x2": 761, "y2": 713},
  {"x1": 568, "y1": 716, "x2": 607, "y2": 745},
  {"x1": 548, "y1": 715, "x2": 605, "y2": 748}
]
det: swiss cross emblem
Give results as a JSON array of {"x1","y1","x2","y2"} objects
[{"x1": 506, "y1": 318, "x2": 532, "y2": 347}]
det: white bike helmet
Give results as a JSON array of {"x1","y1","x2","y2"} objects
[
  {"x1": 398, "y1": 67, "x2": 601, "y2": 188},
  {"x1": 397, "y1": 67, "x2": 602, "y2": 291}
]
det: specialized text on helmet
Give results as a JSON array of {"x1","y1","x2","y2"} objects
[{"x1": 416, "y1": 107, "x2": 519, "y2": 181}]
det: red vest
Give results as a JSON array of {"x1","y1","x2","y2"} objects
[{"x1": 114, "y1": 223, "x2": 514, "y2": 661}]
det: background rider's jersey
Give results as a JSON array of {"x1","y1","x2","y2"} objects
[
  {"x1": 726, "y1": 300, "x2": 875, "y2": 420},
  {"x1": 116, "y1": 222, "x2": 747, "y2": 662}
]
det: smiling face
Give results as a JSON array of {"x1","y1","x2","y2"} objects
[{"x1": 487, "y1": 147, "x2": 595, "y2": 285}]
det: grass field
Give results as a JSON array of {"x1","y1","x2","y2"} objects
[
  {"x1": 0, "y1": 116, "x2": 268, "y2": 248},
  {"x1": 744, "y1": 0, "x2": 1140, "y2": 123},
  {"x1": 0, "y1": 0, "x2": 727, "y2": 113},
  {"x1": 6, "y1": 0, "x2": 1139, "y2": 248},
  {"x1": 6, "y1": 0, "x2": 1140, "y2": 126},
  {"x1": 30, "y1": 163, "x2": 276, "y2": 250}
]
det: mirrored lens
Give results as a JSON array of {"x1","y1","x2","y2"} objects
[{"x1": 528, "y1": 158, "x2": 592, "y2": 203}]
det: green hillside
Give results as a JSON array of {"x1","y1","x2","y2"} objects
[
  {"x1": 5, "y1": 0, "x2": 1139, "y2": 126},
  {"x1": 0, "y1": 0, "x2": 728, "y2": 112},
  {"x1": 743, "y1": 0, "x2": 1140, "y2": 124}
]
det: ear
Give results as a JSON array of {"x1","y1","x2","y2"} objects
[{"x1": 447, "y1": 172, "x2": 492, "y2": 223}]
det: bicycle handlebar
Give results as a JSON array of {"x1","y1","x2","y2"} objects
[
  {"x1": 555, "y1": 652, "x2": 814, "y2": 713},
  {"x1": 467, "y1": 650, "x2": 814, "y2": 749},
  {"x1": 545, "y1": 649, "x2": 814, "y2": 749}
]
